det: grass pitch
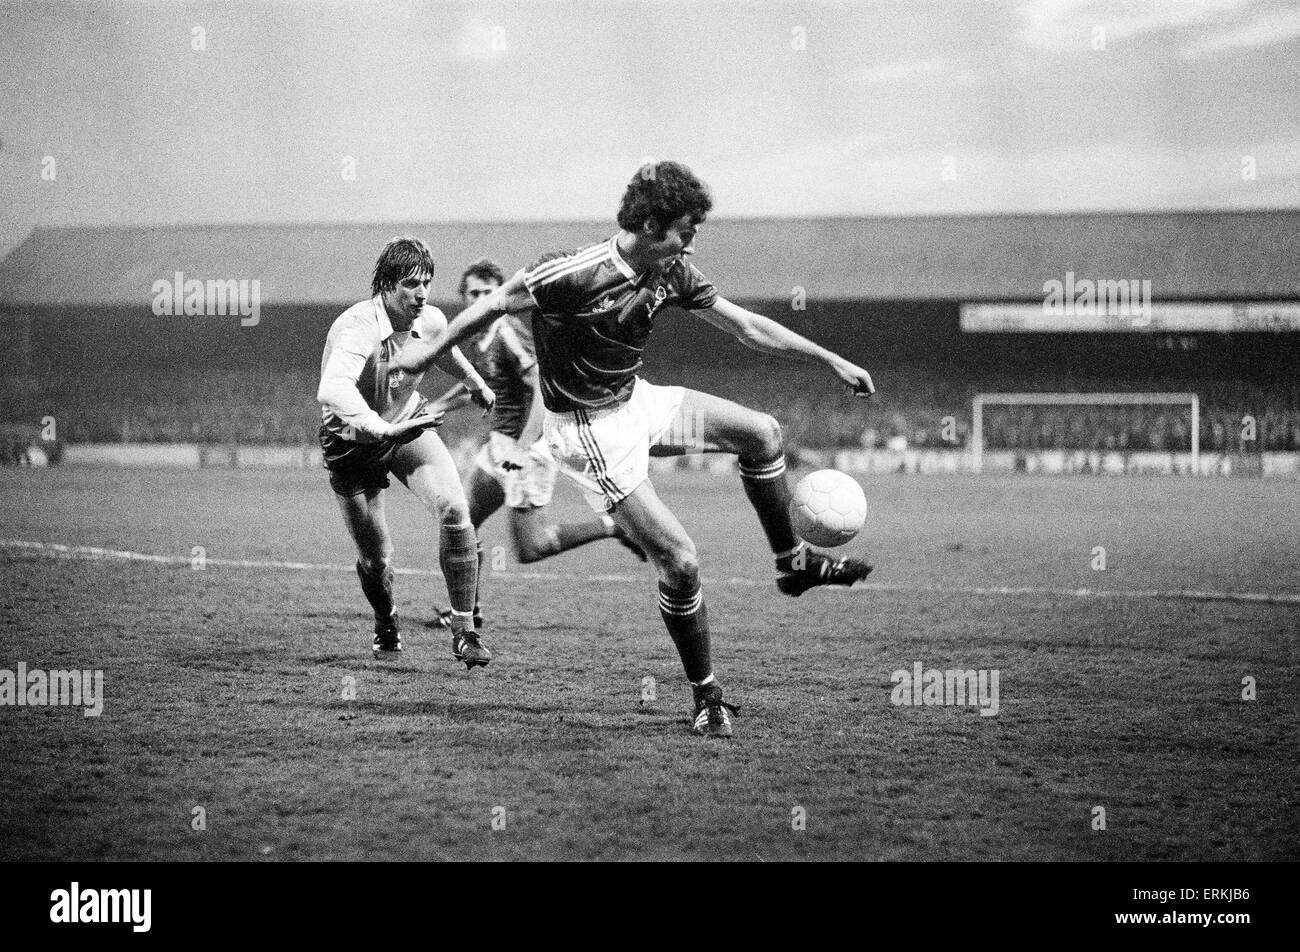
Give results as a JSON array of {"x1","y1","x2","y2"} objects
[{"x1": 1, "y1": 466, "x2": 1296, "y2": 860}]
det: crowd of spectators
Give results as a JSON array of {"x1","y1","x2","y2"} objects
[
  {"x1": 777, "y1": 391, "x2": 1300, "y2": 452},
  {"x1": 1, "y1": 370, "x2": 486, "y2": 449},
  {"x1": 680, "y1": 364, "x2": 1300, "y2": 453},
  {"x1": 4, "y1": 365, "x2": 1299, "y2": 453}
]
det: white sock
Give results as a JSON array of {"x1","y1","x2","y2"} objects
[{"x1": 775, "y1": 541, "x2": 806, "y2": 566}]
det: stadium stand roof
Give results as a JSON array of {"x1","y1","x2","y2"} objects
[{"x1": 1, "y1": 210, "x2": 1296, "y2": 307}]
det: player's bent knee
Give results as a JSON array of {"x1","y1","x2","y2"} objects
[
  {"x1": 736, "y1": 412, "x2": 783, "y2": 459},
  {"x1": 753, "y1": 413, "x2": 784, "y2": 457},
  {"x1": 514, "y1": 524, "x2": 561, "y2": 563},
  {"x1": 661, "y1": 548, "x2": 700, "y2": 588},
  {"x1": 440, "y1": 502, "x2": 472, "y2": 527},
  {"x1": 354, "y1": 530, "x2": 394, "y2": 569}
]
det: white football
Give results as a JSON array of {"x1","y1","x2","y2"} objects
[{"x1": 789, "y1": 469, "x2": 867, "y2": 547}]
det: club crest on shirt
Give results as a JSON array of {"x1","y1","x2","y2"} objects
[
  {"x1": 646, "y1": 285, "x2": 668, "y2": 319},
  {"x1": 617, "y1": 284, "x2": 671, "y2": 326}
]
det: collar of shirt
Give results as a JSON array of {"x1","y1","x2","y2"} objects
[
  {"x1": 371, "y1": 295, "x2": 424, "y2": 342},
  {"x1": 608, "y1": 235, "x2": 638, "y2": 281},
  {"x1": 608, "y1": 235, "x2": 682, "y2": 287}
]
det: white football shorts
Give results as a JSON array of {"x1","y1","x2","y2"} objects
[
  {"x1": 474, "y1": 431, "x2": 563, "y2": 509},
  {"x1": 544, "y1": 377, "x2": 689, "y2": 512}
]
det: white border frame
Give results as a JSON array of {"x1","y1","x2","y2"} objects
[{"x1": 971, "y1": 392, "x2": 1199, "y2": 474}]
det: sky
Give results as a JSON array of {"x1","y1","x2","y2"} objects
[{"x1": 1, "y1": 0, "x2": 1297, "y2": 256}]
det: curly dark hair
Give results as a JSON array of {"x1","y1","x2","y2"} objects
[
  {"x1": 458, "y1": 258, "x2": 505, "y2": 296},
  {"x1": 371, "y1": 236, "x2": 435, "y2": 297},
  {"x1": 616, "y1": 160, "x2": 713, "y2": 236}
]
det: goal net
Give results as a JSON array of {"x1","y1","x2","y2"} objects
[{"x1": 970, "y1": 392, "x2": 1200, "y2": 474}]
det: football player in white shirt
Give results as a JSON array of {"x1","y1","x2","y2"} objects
[{"x1": 317, "y1": 237, "x2": 495, "y2": 667}]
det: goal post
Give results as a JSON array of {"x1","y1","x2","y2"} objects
[{"x1": 970, "y1": 392, "x2": 1200, "y2": 474}]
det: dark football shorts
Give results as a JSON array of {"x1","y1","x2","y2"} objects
[{"x1": 319, "y1": 402, "x2": 433, "y2": 497}]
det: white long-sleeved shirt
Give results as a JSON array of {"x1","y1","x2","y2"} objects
[{"x1": 317, "y1": 295, "x2": 448, "y2": 442}]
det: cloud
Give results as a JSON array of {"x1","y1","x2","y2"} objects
[
  {"x1": 1017, "y1": 0, "x2": 1256, "y2": 52},
  {"x1": 702, "y1": 135, "x2": 1300, "y2": 217},
  {"x1": 455, "y1": 16, "x2": 509, "y2": 61},
  {"x1": 1180, "y1": 6, "x2": 1300, "y2": 57}
]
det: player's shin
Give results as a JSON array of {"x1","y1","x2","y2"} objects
[
  {"x1": 658, "y1": 581, "x2": 712, "y2": 684},
  {"x1": 355, "y1": 560, "x2": 396, "y2": 623},
  {"x1": 554, "y1": 514, "x2": 620, "y2": 552},
  {"x1": 510, "y1": 510, "x2": 617, "y2": 562},
  {"x1": 439, "y1": 521, "x2": 479, "y2": 633},
  {"x1": 738, "y1": 453, "x2": 801, "y2": 561}
]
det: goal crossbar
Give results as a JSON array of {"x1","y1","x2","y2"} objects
[{"x1": 971, "y1": 392, "x2": 1200, "y2": 474}]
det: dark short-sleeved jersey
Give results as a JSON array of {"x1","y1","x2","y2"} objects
[
  {"x1": 479, "y1": 314, "x2": 536, "y2": 440},
  {"x1": 522, "y1": 236, "x2": 718, "y2": 412}
]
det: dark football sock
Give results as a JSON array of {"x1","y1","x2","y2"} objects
[
  {"x1": 739, "y1": 453, "x2": 799, "y2": 556},
  {"x1": 355, "y1": 560, "x2": 396, "y2": 623},
  {"x1": 658, "y1": 581, "x2": 712, "y2": 684},
  {"x1": 439, "y1": 521, "x2": 479, "y2": 630}
]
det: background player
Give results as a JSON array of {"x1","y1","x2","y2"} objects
[
  {"x1": 396, "y1": 162, "x2": 875, "y2": 736},
  {"x1": 317, "y1": 236, "x2": 495, "y2": 668},
  {"x1": 428, "y1": 259, "x2": 647, "y2": 629}
]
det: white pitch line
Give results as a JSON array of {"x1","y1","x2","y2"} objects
[{"x1": 3, "y1": 538, "x2": 1299, "y2": 606}]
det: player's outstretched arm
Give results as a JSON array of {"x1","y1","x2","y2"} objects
[
  {"x1": 431, "y1": 346, "x2": 495, "y2": 413},
  {"x1": 699, "y1": 297, "x2": 875, "y2": 397},
  {"x1": 425, "y1": 381, "x2": 474, "y2": 416},
  {"x1": 516, "y1": 365, "x2": 546, "y2": 448},
  {"x1": 394, "y1": 270, "x2": 534, "y2": 375}
]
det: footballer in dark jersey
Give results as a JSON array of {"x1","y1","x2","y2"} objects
[
  {"x1": 398, "y1": 162, "x2": 876, "y2": 737},
  {"x1": 426, "y1": 259, "x2": 647, "y2": 629}
]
